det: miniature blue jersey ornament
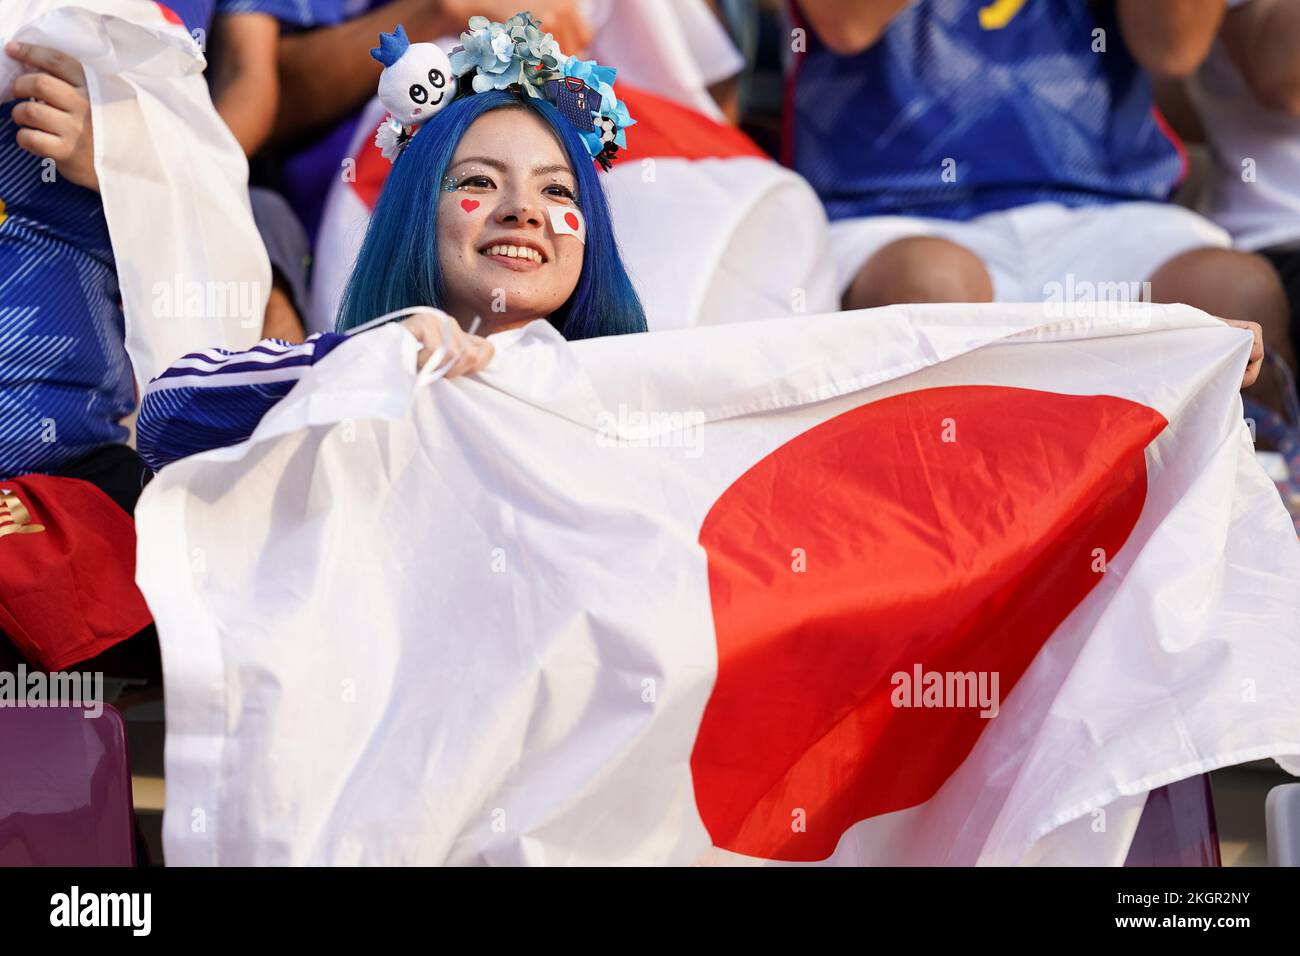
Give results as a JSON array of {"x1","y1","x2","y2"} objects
[{"x1": 371, "y1": 24, "x2": 454, "y2": 160}]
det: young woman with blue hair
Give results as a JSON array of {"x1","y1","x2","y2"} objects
[{"x1": 138, "y1": 16, "x2": 645, "y2": 469}]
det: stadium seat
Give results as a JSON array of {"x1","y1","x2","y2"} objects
[
  {"x1": 1124, "y1": 775, "x2": 1221, "y2": 867},
  {"x1": 0, "y1": 703, "x2": 136, "y2": 866},
  {"x1": 1266, "y1": 782, "x2": 1300, "y2": 866}
]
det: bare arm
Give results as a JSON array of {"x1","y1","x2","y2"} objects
[
  {"x1": 208, "y1": 13, "x2": 280, "y2": 155},
  {"x1": 273, "y1": 0, "x2": 592, "y2": 144},
  {"x1": 1117, "y1": 0, "x2": 1227, "y2": 78},
  {"x1": 273, "y1": 0, "x2": 457, "y2": 143},
  {"x1": 1220, "y1": 0, "x2": 1300, "y2": 116},
  {"x1": 795, "y1": 0, "x2": 913, "y2": 56},
  {"x1": 709, "y1": 75, "x2": 740, "y2": 124}
]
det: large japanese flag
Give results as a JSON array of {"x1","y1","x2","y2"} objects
[
  {"x1": 0, "y1": 0, "x2": 268, "y2": 382},
  {"x1": 136, "y1": 303, "x2": 1300, "y2": 865}
]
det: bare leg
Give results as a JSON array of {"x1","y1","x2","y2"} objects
[
  {"x1": 843, "y1": 236, "x2": 995, "y2": 310},
  {"x1": 1147, "y1": 247, "x2": 1293, "y2": 414}
]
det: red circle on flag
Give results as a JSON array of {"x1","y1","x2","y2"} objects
[
  {"x1": 691, "y1": 385, "x2": 1166, "y2": 861},
  {"x1": 564, "y1": 212, "x2": 580, "y2": 231}
]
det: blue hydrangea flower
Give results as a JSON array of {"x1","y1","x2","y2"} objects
[
  {"x1": 451, "y1": 12, "x2": 567, "y2": 95},
  {"x1": 449, "y1": 15, "x2": 516, "y2": 88},
  {"x1": 443, "y1": 13, "x2": 635, "y2": 162},
  {"x1": 508, "y1": 12, "x2": 563, "y2": 70}
]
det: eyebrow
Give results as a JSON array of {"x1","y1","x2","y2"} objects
[{"x1": 450, "y1": 156, "x2": 575, "y2": 179}]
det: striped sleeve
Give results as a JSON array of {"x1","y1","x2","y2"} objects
[{"x1": 136, "y1": 332, "x2": 350, "y2": 471}]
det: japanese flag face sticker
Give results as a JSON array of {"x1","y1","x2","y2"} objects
[{"x1": 548, "y1": 205, "x2": 586, "y2": 245}]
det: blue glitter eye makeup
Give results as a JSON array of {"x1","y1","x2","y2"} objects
[{"x1": 440, "y1": 175, "x2": 461, "y2": 192}]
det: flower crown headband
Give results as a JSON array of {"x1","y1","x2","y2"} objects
[{"x1": 370, "y1": 12, "x2": 636, "y2": 169}]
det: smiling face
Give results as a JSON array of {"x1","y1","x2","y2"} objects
[{"x1": 436, "y1": 108, "x2": 586, "y2": 333}]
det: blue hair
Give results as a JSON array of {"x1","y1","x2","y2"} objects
[{"x1": 337, "y1": 91, "x2": 647, "y2": 340}]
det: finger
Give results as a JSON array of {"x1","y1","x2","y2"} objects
[
  {"x1": 467, "y1": 336, "x2": 495, "y2": 373},
  {"x1": 4, "y1": 42, "x2": 85, "y2": 86},
  {"x1": 451, "y1": 329, "x2": 493, "y2": 377},
  {"x1": 443, "y1": 334, "x2": 480, "y2": 378},
  {"x1": 11, "y1": 99, "x2": 73, "y2": 137},
  {"x1": 415, "y1": 334, "x2": 451, "y2": 371},
  {"x1": 402, "y1": 317, "x2": 441, "y2": 361},
  {"x1": 415, "y1": 334, "x2": 449, "y2": 371},
  {"x1": 11, "y1": 71, "x2": 83, "y2": 111},
  {"x1": 14, "y1": 126, "x2": 66, "y2": 161},
  {"x1": 451, "y1": 337, "x2": 490, "y2": 377}
]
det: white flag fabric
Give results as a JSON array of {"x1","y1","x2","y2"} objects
[
  {"x1": 582, "y1": 0, "x2": 746, "y2": 121},
  {"x1": 0, "y1": 0, "x2": 267, "y2": 383},
  {"x1": 135, "y1": 303, "x2": 1300, "y2": 865}
]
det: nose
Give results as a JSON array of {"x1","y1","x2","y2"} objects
[{"x1": 494, "y1": 189, "x2": 545, "y2": 229}]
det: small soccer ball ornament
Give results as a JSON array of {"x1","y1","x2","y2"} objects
[
  {"x1": 596, "y1": 115, "x2": 617, "y2": 145},
  {"x1": 371, "y1": 24, "x2": 454, "y2": 128}
]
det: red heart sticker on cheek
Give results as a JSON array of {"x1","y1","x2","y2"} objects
[
  {"x1": 460, "y1": 199, "x2": 480, "y2": 213},
  {"x1": 564, "y1": 212, "x2": 580, "y2": 230}
]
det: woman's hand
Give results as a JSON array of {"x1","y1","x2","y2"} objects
[
  {"x1": 1220, "y1": 317, "x2": 1264, "y2": 388},
  {"x1": 5, "y1": 42, "x2": 98, "y2": 192},
  {"x1": 400, "y1": 311, "x2": 495, "y2": 377}
]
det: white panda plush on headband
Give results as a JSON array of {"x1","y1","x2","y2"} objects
[{"x1": 371, "y1": 24, "x2": 454, "y2": 161}]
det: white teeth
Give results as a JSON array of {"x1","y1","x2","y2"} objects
[{"x1": 481, "y1": 244, "x2": 542, "y2": 263}]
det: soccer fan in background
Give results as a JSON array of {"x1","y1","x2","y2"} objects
[
  {"x1": 786, "y1": 0, "x2": 1282, "y2": 408},
  {"x1": 0, "y1": 0, "x2": 285, "y2": 479},
  {"x1": 1175, "y1": 0, "x2": 1300, "y2": 520},
  {"x1": 0, "y1": 0, "x2": 285, "y2": 678},
  {"x1": 1186, "y1": 0, "x2": 1300, "y2": 354}
]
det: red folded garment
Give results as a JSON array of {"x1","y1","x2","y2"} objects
[{"x1": 0, "y1": 474, "x2": 153, "y2": 671}]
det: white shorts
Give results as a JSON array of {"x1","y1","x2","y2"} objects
[{"x1": 829, "y1": 201, "x2": 1232, "y2": 302}]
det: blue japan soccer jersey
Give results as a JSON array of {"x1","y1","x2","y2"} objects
[{"x1": 788, "y1": 0, "x2": 1185, "y2": 221}]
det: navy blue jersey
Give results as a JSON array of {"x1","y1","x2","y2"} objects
[
  {"x1": 787, "y1": 0, "x2": 1185, "y2": 221},
  {"x1": 0, "y1": 101, "x2": 133, "y2": 476},
  {"x1": 163, "y1": 0, "x2": 312, "y2": 31},
  {"x1": 137, "y1": 331, "x2": 350, "y2": 470}
]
